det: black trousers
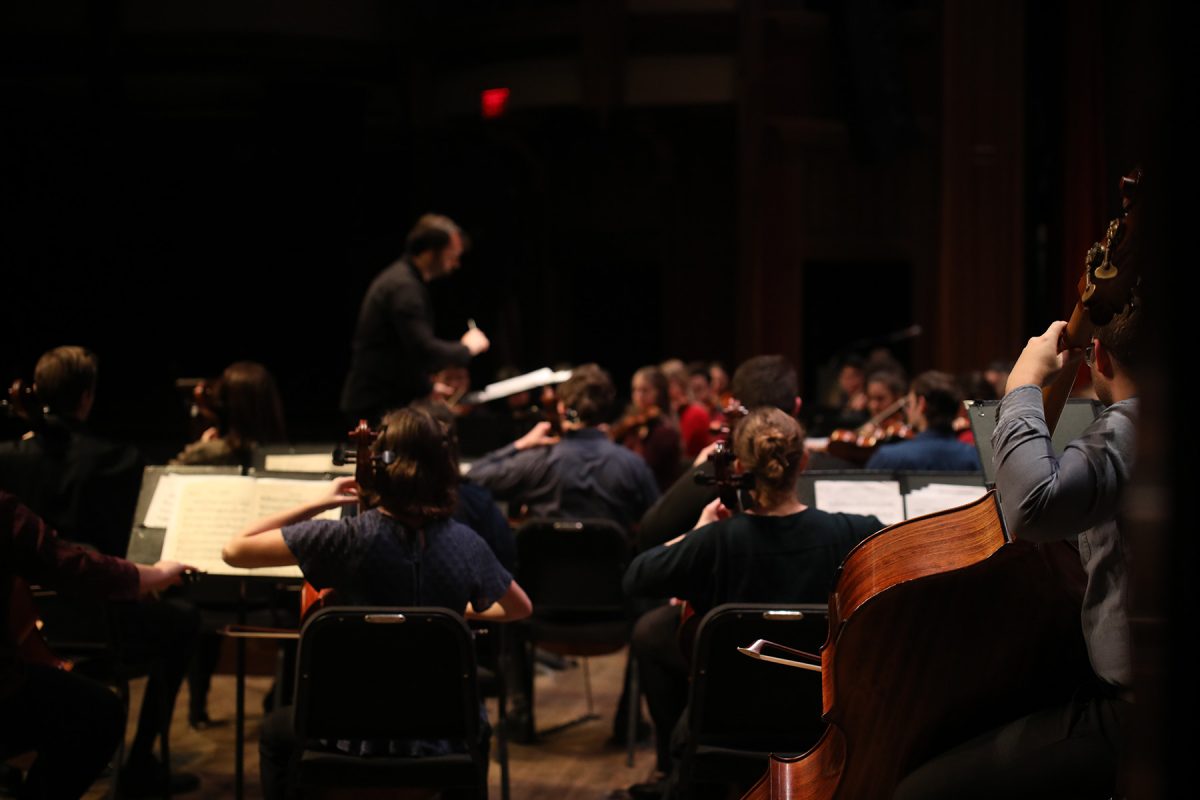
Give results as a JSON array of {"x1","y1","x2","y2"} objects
[
  {"x1": 630, "y1": 603, "x2": 690, "y2": 773},
  {"x1": 893, "y1": 681, "x2": 1131, "y2": 800},
  {"x1": 0, "y1": 664, "x2": 125, "y2": 799},
  {"x1": 105, "y1": 596, "x2": 201, "y2": 760}
]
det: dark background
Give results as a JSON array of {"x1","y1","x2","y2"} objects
[
  {"x1": 2, "y1": 1, "x2": 1161, "y2": 447},
  {"x1": 1, "y1": 2, "x2": 1190, "y2": 794}
]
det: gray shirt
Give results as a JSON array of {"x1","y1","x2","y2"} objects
[{"x1": 991, "y1": 384, "x2": 1137, "y2": 688}]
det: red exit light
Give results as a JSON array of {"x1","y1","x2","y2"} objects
[{"x1": 481, "y1": 88, "x2": 510, "y2": 119}]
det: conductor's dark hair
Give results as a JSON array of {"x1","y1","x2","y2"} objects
[
  {"x1": 730, "y1": 355, "x2": 799, "y2": 415},
  {"x1": 557, "y1": 363, "x2": 617, "y2": 426},
  {"x1": 366, "y1": 407, "x2": 457, "y2": 523},
  {"x1": 911, "y1": 370, "x2": 963, "y2": 433},
  {"x1": 404, "y1": 214, "x2": 468, "y2": 258},
  {"x1": 34, "y1": 346, "x2": 98, "y2": 415}
]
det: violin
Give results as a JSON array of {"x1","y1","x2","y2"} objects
[
  {"x1": 2, "y1": 378, "x2": 43, "y2": 427},
  {"x1": 609, "y1": 405, "x2": 663, "y2": 444},
  {"x1": 736, "y1": 169, "x2": 1145, "y2": 800},
  {"x1": 825, "y1": 396, "x2": 913, "y2": 465},
  {"x1": 300, "y1": 419, "x2": 379, "y2": 621}
]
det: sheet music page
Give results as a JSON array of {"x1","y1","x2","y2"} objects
[
  {"x1": 143, "y1": 474, "x2": 182, "y2": 528},
  {"x1": 262, "y1": 453, "x2": 353, "y2": 474},
  {"x1": 161, "y1": 476, "x2": 260, "y2": 575},
  {"x1": 813, "y1": 480, "x2": 905, "y2": 526},
  {"x1": 903, "y1": 484, "x2": 987, "y2": 520},
  {"x1": 159, "y1": 476, "x2": 327, "y2": 578},
  {"x1": 253, "y1": 478, "x2": 341, "y2": 522},
  {"x1": 462, "y1": 366, "x2": 572, "y2": 404}
]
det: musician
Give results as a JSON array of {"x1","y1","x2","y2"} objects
[
  {"x1": 170, "y1": 361, "x2": 289, "y2": 728},
  {"x1": 864, "y1": 366, "x2": 907, "y2": 423},
  {"x1": 466, "y1": 364, "x2": 659, "y2": 742},
  {"x1": 172, "y1": 360, "x2": 287, "y2": 468},
  {"x1": 339, "y1": 213, "x2": 491, "y2": 423},
  {"x1": 1, "y1": 492, "x2": 192, "y2": 800},
  {"x1": 894, "y1": 308, "x2": 1141, "y2": 799},
  {"x1": 0, "y1": 346, "x2": 142, "y2": 559},
  {"x1": 660, "y1": 359, "x2": 713, "y2": 461},
  {"x1": 615, "y1": 366, "x2": 683, "y2": 492},
  {"x1": 467, "y1": 363, "x2": 660, "y2": 532},
  {"x1": 0, "y1": 346, "x2": 202, "y2": 796},
  {"x1": 623, "y1": 408, "x2": 882, "y2": 797},
  {"x1": 221, "y1": 406, "x2": 531, "y2": 800},
  {"x1": 636, "y1": 354, "x2": 801, "y2": 552},
  {"x1": 864, "y1": 370, "x2": 980, "y2": 471}
]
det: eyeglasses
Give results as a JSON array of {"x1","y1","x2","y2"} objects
[{"x1": 1084, "y1": 341, "x2": 1095, "y2": 367}]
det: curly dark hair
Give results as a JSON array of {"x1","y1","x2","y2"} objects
[{"x1": 557, "y1": 363, "x2": 616, "y2": 425}]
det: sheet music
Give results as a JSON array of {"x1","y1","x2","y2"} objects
[
  {"x1": 263, "y1": 453, "x2": 354, "y2": 474},
  {"x1": 461, "y1": 366, "x2": 572, "y2": 404},
  {"x1": 813, "y1": 480, "x2": 905, "y2": 526},
  {"x1": 143, "y1": 474, "x2": 183, "y2": 528},
  {"x1": 252, "y1": 478, "x2": 342, "y2": 521},
  {"x1": 903, "y1": 484, "x2": 987, "y2": 520},
  {"x1": 159, "y1": 475, "x2": 335, "y2": 578}
]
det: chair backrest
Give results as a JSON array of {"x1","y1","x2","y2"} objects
[
  {"x1": 687, "y1": 603, "x2": 829, "y2": 755},
  {"x1": 515, "y1": 518, "x2": 632, "y2": 618},
  {"x1": 294, "y1": 607, "x2": 480, "y2": 743}
]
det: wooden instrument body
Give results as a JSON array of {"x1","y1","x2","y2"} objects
[{"x1": 741, "y1": 492, "x2": 1090, "y2": 800}]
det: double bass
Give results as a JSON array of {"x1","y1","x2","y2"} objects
[{"x1": 739, "y1": 170, "x2": 1142, "y2": 800}]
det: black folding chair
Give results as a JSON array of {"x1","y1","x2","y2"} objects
[
  {"x1": 514, "y1": 518, "x2": 640, "y2": 765},
  {"x1": 292, "y1": 607, "x2": 487, "y2": 799},
  {"x1": 676, "y1": 604, "x2": 830, "y2": 799}
]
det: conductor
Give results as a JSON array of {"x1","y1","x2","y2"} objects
[{"x1": 340, "y1": 213, "x2": 490, "y2": 422}]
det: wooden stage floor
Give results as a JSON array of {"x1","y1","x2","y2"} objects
[{"x1": 83, "y1": 645, "x2": 657, "y2": 799}]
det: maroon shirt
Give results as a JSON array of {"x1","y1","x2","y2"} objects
[{"x1": 1, "y1": 491, "x2": 139, "y2": 697}]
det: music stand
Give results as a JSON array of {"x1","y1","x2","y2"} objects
[{"x1": 964, "y1": 398, "x2": 1102, "y2": 488}]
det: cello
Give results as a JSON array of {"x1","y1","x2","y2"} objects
[
  {"x1": 676, "y1": 400, "x2": 752, "y2": 656},
  {"x1": 738, "y1": 170, "x2": 1143, "y2": 800},
  {"x1": 299, "y1": 419, "x2": 382, "y2": 620}
]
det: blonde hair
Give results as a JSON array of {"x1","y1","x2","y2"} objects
[{"x1": 733, "y1": 407, "x2": 806, "y2": 496}]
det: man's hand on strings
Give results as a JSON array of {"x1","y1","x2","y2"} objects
[
  {"x1": 138, "y1": 560, "x2": 198, "y2": 594},
  {"x1": 514, "y1": 421, "x2": 560, "y2": 451},
  {"x1": 1006, "y1": 320, "x2": 1085, "y2": 394},
  {"x1": 694, "y1": 497, "x2": 733, "y2": 530}
]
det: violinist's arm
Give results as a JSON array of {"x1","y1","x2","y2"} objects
[
  {"x1": 222, "y1": 478, "x2": 358, "y2": 568},
  {"x1": 623, "y1": 526, "x2": 715, "y2": 600},
  {"x1": 466, "y1": 580, "x2": 533, "y2": 622}
]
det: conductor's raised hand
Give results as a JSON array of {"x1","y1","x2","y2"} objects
[
  {"x1": 461, "y1": 327, "x2": 490, "y2": 356},
  {"x1": 1006, "y1": 320, "x2": 1085, "y2": 394}
]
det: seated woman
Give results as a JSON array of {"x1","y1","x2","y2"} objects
[
  {"x1": 173, "y1": 360, "x2": 288, "y2": 728},
  {"x1": 173, "y1": 361, "x2": 286, "y2": 468},
  {"x1": 221, "y1": 406, "x2": 531, "y2": 800},
  {"x1": 613, "y1": 366, "x2": 683, "y2": 492},
  {"x1": 623, "y1": 407, "x2": 883, "y2": 796}
]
